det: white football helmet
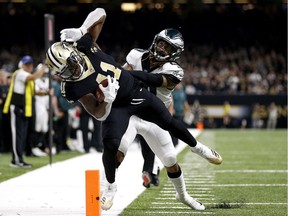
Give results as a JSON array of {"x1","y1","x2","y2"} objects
[
  {"x1": 149, "y1": 28, "x2": 184, "y2": 62},
  {"x1": 46, "y1": 42, "x2": 86, "y2": 80}
]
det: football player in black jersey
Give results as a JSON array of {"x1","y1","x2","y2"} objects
[{"x1": 46, "y1": 8, "x2": 221, "y2": 211}]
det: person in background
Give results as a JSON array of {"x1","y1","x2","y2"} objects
[
  {"x1": 251, "y1": 103, "x2": 264, "y2": 128},
  {"x1": 170, "y1": 81, "x2": 193, "y2": 146},
  {"x1": 0, "y1": 70, "x2": 11, "y2": 153},
  {"x1": 266, "y1": 102, "x2": 278, "y2": 129},
  {"x1": 78, "y1": 104, "x2": 103, "y2": 153},
  {"x1": 32, "y1": 68, "x2": 50, "y2": 156},
  {"x1": 51, "y1": 76, "x2": 73, "y2": 153},
  {"x1": 3, "y1": 55, "x2": 47, "y2": 168}
]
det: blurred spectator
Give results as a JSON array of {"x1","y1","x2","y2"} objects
[
  {"x1": 266, "y1": 102, "x2": 278, "y2": 129},
  {"x1": 222, "y1": 101, "x2": 233, "y2": 128},
  {"x1": 32, "y1": 70, "x2": 50, "y2": 156},
  {"x1": 170, "y1": 82, "x2": 193, "y2": 145},
  {"x1": 51, "y1": 76, "x2": 73, "y2": 154},
  {"x1": 0, "y1": 70, "x2": 11, "y2": 152},
  {"x1": 191, "y1": 99, "x2": 206, "y2": 128},
  {"x1": 2, "y1": 55, "x2": 47, "y2": 168},
  {"x1": 78, "y1": 105, "x2": 103, "y2": 153},
  {"x1": 205, "y1": 117, "x2": 217, "y2": 129},
  {"x1": 251, "y1": 103, "x2": 264, "y2": 128}
]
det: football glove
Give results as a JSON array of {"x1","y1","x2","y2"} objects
[
  {"x1": 60, "y1": 26, "x2": 87, "y2": 42},
  {"x1": 99, "y1": 75, "x2": 120, "y2": 104}
]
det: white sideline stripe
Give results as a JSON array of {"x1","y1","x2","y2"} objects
[
  {"x1": 0, "y1": 129, "x2": 201, "y2": 216},
  {"x1": 214, "y1": 170, "x2": 288, "y2": 173}
]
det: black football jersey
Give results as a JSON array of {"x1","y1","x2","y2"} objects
[{"x1": 62, "y1": 34, "x2": 136, "y2": 106}]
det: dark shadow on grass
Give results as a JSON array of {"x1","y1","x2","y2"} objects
[{"x1": 206, "y1": 200, "x2": 246, "y2": 209}]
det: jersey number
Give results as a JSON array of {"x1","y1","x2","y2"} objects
[{"x1": 96, "y1": 62, "x2": 121, "y2": 84}]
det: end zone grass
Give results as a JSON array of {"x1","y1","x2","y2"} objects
[{"x1": 120, "y1": 130, "x2": 287, "y2": 216}]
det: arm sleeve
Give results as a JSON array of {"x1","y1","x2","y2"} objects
[
  {"x1": 79, "y1": 8, "x2": 106, "y2": 34},
  {"x1": 129, "y1": 70, "x2": 163, "y2": 87}
]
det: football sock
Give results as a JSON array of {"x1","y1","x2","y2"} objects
[{"x1": 169, "y1": 170, "x2": 187, "y2": 200}]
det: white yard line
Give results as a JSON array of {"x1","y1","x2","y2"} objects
[
  {"x1": 206, "y1": 203, "x2": 288, "y2": 205},
  {"x1": 0, "y1": 129, "x2": 201, "y2": 216},
  {"x1": 214, "y1": 170, "x2": 288, "y2": 173},
  {"x1": 144, "y1": 211, "x2": 214, "y2": 215},
  {"x1": 201, "y1": 184, "x2": 287, "y2": 187}
]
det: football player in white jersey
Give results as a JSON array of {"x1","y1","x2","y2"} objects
[{"x1": 100, "y1": 29, "x2": 223, "y2": 211}]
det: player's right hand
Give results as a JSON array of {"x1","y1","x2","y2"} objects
[{"x1": 60, "y1": 28, "x2": 84, "y2": 42}]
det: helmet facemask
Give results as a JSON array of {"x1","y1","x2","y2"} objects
[
  {"x1": 59, "y1": 49, "x2": 86, "y2": 80},
  {"x1": 46, "y1": 42, "x2": 86, "y2": 80}
]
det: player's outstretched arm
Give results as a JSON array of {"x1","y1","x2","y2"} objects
[
  {"x1": 129, "y1": 70, "x2": 166, "y2": 87},
  {"x1": 60, "y1": 8, "x2": 106, "y2": 43}
]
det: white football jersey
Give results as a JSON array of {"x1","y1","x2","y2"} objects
[{"x1": 126, "y1": 48, "x2": 184, "y2": 107}]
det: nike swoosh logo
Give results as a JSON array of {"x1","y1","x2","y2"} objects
[{"x1": 131, "y1": 98, "x2": 146, "y2": 105}]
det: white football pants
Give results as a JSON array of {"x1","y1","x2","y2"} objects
[{"x1": 119, "y1": 115, "x2": 177, "y2": 168}]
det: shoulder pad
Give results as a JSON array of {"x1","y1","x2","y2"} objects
[
  {"x1": 126, "y1": 49, "x2": 148, "y2": 68},
  {"x1": 161, "y1": 62, "x2": 184, "y2": 81}
]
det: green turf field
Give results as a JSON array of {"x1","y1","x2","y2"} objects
[
  {"x1": 0, "y1": 151, "x2": 82, "y2": 182},
  {"x1": 120, "y1": 129, "x2": 287, "y2": 216}
]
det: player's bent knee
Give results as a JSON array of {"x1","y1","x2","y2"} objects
[
  {"x1": 161, "y1": 152, "x2": 177, "y2": 168},
  {"x1": 118, "y1": 140, "x2": 129, "y2": 156},
  {"x1": 116, "y1": 150, "x2": 125, "y2": 163}
]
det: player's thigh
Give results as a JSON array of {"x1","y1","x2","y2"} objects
[
  {"x1": 135, "y1": 89, "x2": 173, "y2": 130},
  {"x1": 102, "y1": 107, "x2": 130, "y2": 146},
  {"x1": 139, "y1": 122, "x2": 176, "y2": 167},
  {"x1": 118, "y1": 116, "x2": 138, "y2": 155}
]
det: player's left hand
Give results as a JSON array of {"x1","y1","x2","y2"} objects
[
  {"x1": 60, "y1": 27, "x2": 85, "y2": 42},
  {"x1": 99, "y1": 75, "x2": 120, "y2": 104}
]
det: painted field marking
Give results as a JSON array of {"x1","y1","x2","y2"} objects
[
  {"x1": 201, "y1": 184, "x2": 287, "y2": 187},
  {"x1": 214, "y1": 170, "x2": 287, "y2": 173},
  {"x1": 206, "y1": 202, "x2": 287, "y2": 205},
  {"x1": 155, "y1": 197, "x2": 216, "y2": 200},
  {"x1": 144, "y1": 211, "x2": 214, "y2": 215}
]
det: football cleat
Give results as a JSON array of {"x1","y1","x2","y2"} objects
[
  {"x1": 142, "y1": 171, "x2": 152, "y2": 188},
  {"x1": 151, "y1": 173, "x2": 160, "y2": 186},
  {"x1": 176, "y1": 193, "x2": 205, "y2": 211},
  {"x1": 190, "y1": 142, "x2": 222, "y2": 165},
  {"x1": 100, "y1": 182, "x2": 117, "y2": 210}
]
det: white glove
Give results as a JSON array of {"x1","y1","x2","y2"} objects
[
  {"x1": 36, "y1": 63, "x2": 49, "y2": 73},
  {"x1": 60, "y1": 26, "x2": 87, "y2": 42},
  {"x1": 99, "y1": 75, "x2": 120, "y2": 104}
]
